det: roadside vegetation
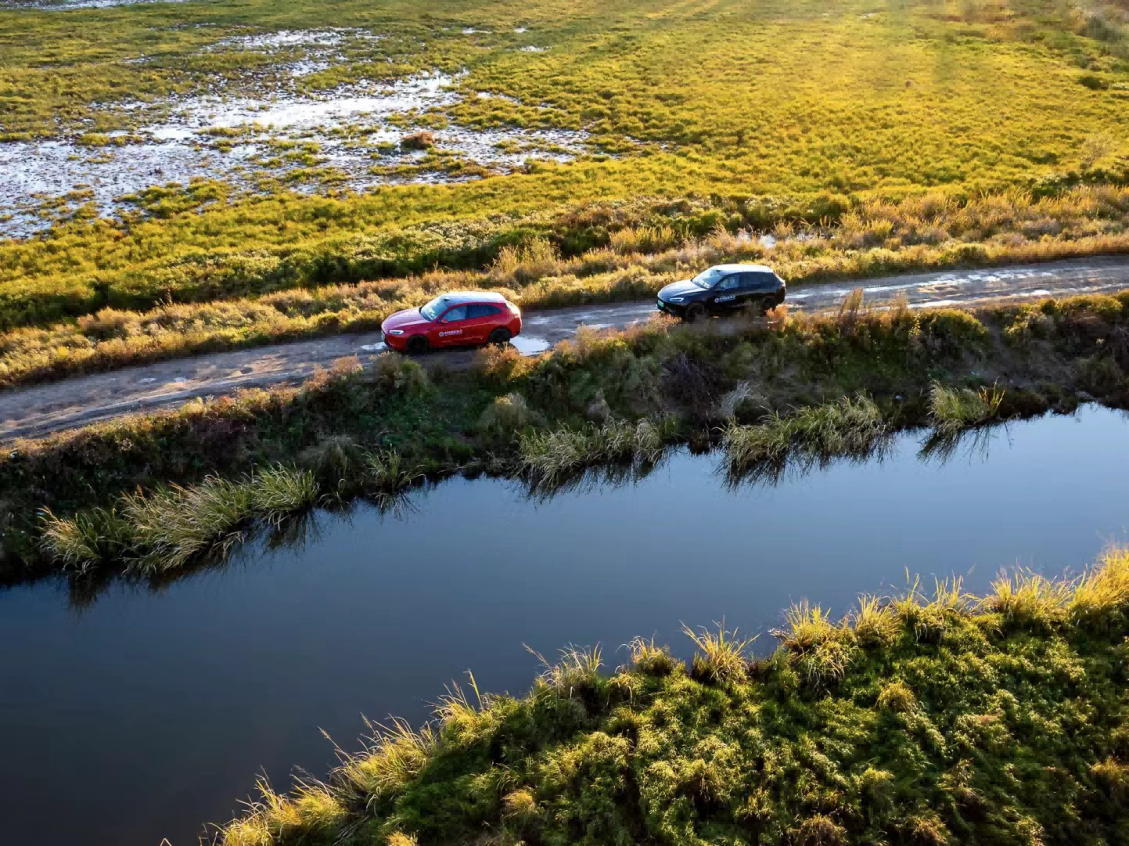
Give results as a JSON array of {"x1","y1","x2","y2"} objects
[
  {"x1": 8, "y1": 290, "x2": 1129, "y2": 575},
  {"x1": 212, "y1": 545, "x2": 1129, "y2": 846},
  {"x1": 7, "y1": 187, "x2": 1129, "y2": 388}
]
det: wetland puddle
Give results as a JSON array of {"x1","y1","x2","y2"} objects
[
  {"x1": 1, "y1": 53, "x2": 589, "y2": 237},
  {"x1": 2, "y1": 407, "x2": 1128, "y2": 846}
]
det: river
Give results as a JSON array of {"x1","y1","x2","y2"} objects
[{"x1": 2, "y1": 406, "x2": 1127, "y2": 846}]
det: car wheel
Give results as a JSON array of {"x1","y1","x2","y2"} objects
[
  {"x1": 488, "y1": 327, "x2": 512, "y2": 345},
  {"x1": 406, "y1": 335, "x2": 429, "y2": 355},
  {"x1": 684, "y1": 303, "x2": 706, "y2": 323}
]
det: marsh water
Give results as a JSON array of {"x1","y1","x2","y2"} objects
[{"x1": 3, "y1": 406, "x2": 1129, "y2": 846}]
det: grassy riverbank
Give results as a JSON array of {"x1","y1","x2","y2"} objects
[
  {"x1": 213, "y1": 546, "x2": 1129, "y2": 846},
  {"x1": 6, "y1": 188, "x2": 1129, "y2": 388},
  {"x1": 7, "y1": 290, "x2": 1129, "y2": 574}
]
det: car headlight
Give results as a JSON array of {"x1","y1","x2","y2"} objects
[
  {"x1": 386, "y1": 329, "x2": 405, "y2": 335},
  {"x1": 669, "y1": 296, "x2": 686, "y2": 303}
]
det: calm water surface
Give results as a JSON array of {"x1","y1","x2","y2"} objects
[{"x1": 2, "y1": 406, "x2": 1128, "y2": 846}]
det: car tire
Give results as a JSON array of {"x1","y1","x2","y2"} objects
[
  {"x1": 406, "y1": 335, "x2": 429, "y2": 355},
  {"x1": 684, "y1": 303, "x2": 706, "y2": 323},
  {"x1": 488, "y1": 327, "x2": 512, "y2": 345}
]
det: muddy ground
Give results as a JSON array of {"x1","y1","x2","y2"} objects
[{"x1": 3, "y1": 256, "x2": 1128, "y2": 441}]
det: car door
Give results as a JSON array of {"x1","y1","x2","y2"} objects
[
  {"x1": 710, "y1": 274, "x2": 742, "y2": 311},
  {"x1": 749, "y1": 271, "x2": 780, "y2": 307},
  {"x1": 434, "y1": 304, "x2": 470, "y2": 346},
  {"x1": 732, "y1": 273, "x2": 761, "y2": 310},
  {"x1": 464, "y1": 303, "x2": 499, "y2": 343}
]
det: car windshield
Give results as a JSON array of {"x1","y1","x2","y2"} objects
[
  {"x1": 419, "y1": 296, "x2": 447, "y2": 321},
  {"x1": 690, "y1": 267, "x2": 726, "y2": 289}
]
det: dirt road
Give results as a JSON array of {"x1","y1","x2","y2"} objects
[{"x1": 3, "y1": 256, "x2": 1128, "y2": 442}]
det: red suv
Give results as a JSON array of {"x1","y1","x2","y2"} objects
[{"x1": 381, "y1": 291, "x2": 523, "y2": 354}]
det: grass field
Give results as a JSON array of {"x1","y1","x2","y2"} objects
[{"x1": 3, "y1": 0, "x2": 1129, "y2": 375}]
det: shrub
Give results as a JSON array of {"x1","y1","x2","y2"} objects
[
  {"x1": 1090, "y1": 758, "x2": 1129, "y2": 800},
  {"x1": 373, "y1": 354, "x2": 430, "y2": 397},
  {"x1": 298, "y1": 435, "x2": 367, "y2": 488},
  {"x1": 478, "y1": 392, "x2": 538, "y2": 437}
]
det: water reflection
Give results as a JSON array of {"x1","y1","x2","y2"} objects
[
  {"x1": 26, "y1": 406, "x2": 1129, "y2": 609},
  {"x1": 22, "y1": 410, "x2": 1118, "y2": 610},
  {"x1": 917, "y1": 423, "x2": 1006, "y2": 464}
]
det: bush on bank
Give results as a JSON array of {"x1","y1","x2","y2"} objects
[{"x1": 215, "y1": 547, "x2": 1129, "y2": 846}]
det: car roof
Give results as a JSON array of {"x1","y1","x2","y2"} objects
[
  {"x1": 711, "y1": 263, "x2": 775, "y2": 274},
  {"x1": 433, "y1": 291, "x2": 508, "y2": 305}
]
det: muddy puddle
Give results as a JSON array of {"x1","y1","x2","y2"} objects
[{"x1": 1, "y1": 34, "x2": 589, "y2": 238}]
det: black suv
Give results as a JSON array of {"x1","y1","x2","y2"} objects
[{"x1": 656, "y1": 264, "x2": 786, "y2": 321}]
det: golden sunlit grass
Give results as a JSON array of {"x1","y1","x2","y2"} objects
[
  {"x1": 4, "y1": 185, "x2": 1129, "y2": 386},
  {"x1": 337, "y1": 718, "x2": 437, "y2": 807},
  {"x1": 1071, "y1": 546, "x2": 1129, "y2": 623}
]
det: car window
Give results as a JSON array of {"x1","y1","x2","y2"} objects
[
  {"x1": 690, "y1": 267, "x2": 726, "y2": 288},
  {"x1": 467, "y1": 304, "x2": 499, "y2": 318},
  {"x1": 717, "y1": 275, "x2": 741, "y2": 291},
  {"x1": 420, "y1": 296, "x2": 447, "y2": 321},
  {"x1": 755, "y1": 272, "x2": 778, "y2": 290},
  {"x1": 442, "y1": 305, "x2": 468, "y2": 322}
]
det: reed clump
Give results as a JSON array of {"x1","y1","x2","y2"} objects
[
  {"x1": 517, "y1": 418, "x2": 666, "y2": 485},
  {"x1": 724, "y1": 393, "x2": 889, "y2": 477},
  {"x1": 39, "y1": 466, "x2": 319, "y2": 572},
  {"x1": 682, "y1": 623, "x2": 754, "y2": 684},
  {"x1": 929, "y1": 382, "x2": 1006, "y2": 434}
]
